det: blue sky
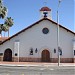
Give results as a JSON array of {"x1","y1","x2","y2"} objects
[{"x1": 1, "y1": 0, "x2": 74, "y2": 36}]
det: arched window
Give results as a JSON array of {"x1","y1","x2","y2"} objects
[{"x1": 74, "y1": 50, "x2": 75, "y2": 55}]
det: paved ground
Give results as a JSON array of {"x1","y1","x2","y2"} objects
[
  {"x1": 0, "y1": 62, "x2": 75, "y2": 75},
  {"x1": 0, "y1": 65, "x2": 75, "y2": 75}
]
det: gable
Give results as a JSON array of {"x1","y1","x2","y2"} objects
[{"x1": 0, "y1": 18, "x2": 75, "y2": 45}]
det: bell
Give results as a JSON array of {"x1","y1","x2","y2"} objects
[{"x1": 43, "y1": 12, "x2": 48, "y2": 18}]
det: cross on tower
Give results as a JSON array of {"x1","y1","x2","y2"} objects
[{"x1": 44, "y1": 1, "x2": 47, "y2": 6}]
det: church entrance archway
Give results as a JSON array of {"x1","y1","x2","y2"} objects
[
  {"x1": 41, "y1": 49, "x2": 50, "y2": 62},
  {"x1": 3, "y1": 48, "x2": 12, "y2": 61}
]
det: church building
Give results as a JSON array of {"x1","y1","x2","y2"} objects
[{"x1": 0, "y1": 7, "x2": 75, "y2": 63}]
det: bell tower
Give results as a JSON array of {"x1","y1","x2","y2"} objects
[{"x1": 40, "y1": 6, "x2": 52, "y2": 19}]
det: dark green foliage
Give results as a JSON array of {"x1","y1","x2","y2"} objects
[{"x1": 0, "y1": 0, "x2": 14, "y2": 34}]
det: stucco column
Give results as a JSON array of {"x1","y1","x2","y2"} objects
[{"x1": 14, "y1": 41, "x2": 20, "y2": 62}]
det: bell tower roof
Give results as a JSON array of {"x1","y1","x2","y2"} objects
[{"x1": 40, "y1": 7, "x2": 51, "y2": 11}]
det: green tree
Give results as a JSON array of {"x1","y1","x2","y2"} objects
[{"x1": 0, "y1": 0, "x2": 14, "y2": 36}]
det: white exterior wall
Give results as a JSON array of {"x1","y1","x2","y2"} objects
[
  {"x1": 0, "y1": 20, "x2": 74, "y2": 59},
  {"x1": 59, "y1": 27, "x2": 74, "y2": 58}
]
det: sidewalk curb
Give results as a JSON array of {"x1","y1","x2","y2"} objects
[
  {"x1": 0, "y1": 62, "x2": 75, "y2": 67},
  {"x1": 0, "y1": 64, "x2": 75, "y2": 67}
]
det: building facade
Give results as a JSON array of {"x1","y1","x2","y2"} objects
[{"x1": 0, "y1": 7, "x2": 75, "y2": 63}]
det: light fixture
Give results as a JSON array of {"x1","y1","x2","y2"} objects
[
  {"x1": 35, "y1": 48, "x2": 38, "y2": 53},
  {"x1": 54, "y1": 49, "x2": 56, "y2": 53}
]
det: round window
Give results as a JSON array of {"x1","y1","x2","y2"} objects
[{"x1": 42, "y1": 28, "x2": 49, "y2": 34}]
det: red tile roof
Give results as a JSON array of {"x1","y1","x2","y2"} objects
[
  {"x1": 0, "y1": 37, "x2": 8, "y2": 42},
  {"x1": 40, "y1": 7, "x2": 51, "y2": 11},
  {"x1": 0, "y1": 18, "x2": 75, "y2": 45}
]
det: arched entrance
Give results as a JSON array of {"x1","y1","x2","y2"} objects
[
  {"x1": 41, "y1": 49, "x2": 50, "y2": 62},
  {"x1": 3, "y1": 48, "x2": 12, "y2": 61}
]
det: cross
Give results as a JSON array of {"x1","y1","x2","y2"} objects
[{"x1": 44, "y1": 1, "x2": 47, "y2": 6}]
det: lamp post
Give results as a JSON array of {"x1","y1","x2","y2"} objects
[{"x1": 57, "y1": 0, "x2": 62, "y2": 66}]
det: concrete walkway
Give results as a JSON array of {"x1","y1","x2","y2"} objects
[{"x1": 0, "y1": 62, "x2": 75, "y2": 67}]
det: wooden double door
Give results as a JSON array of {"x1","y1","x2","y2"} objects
[
  {"x1": 41, "y1": 50, "x2": 50, "y2": 62},
  {"x1": 3, "y1": 48, "x2": 12, "y2": 61}
]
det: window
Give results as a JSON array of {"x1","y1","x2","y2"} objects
[
  {"x1": 74, "y1": 50, "x2": 75, "y2": 55},
  {"x1": 58, "y1": 47, "x2": 62, "y2": 55},
  {"x1": 0, "y1": 53, "x2": 3, "y2": 56},
  {"x1": 60, "y1": 50, "x2": 62, "y2": 55},
  {"x1": 30, "y1": 48, "x2": 33, "y2": 55},
  {"x1": 42, "y1": 28, "x2": 49, "y2": 34}
]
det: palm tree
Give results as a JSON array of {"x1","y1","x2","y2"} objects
[{"x1": 0, "y1": 0, "x2": 14, "y2": 37}]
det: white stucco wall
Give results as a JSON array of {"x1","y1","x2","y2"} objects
[{"x1": 0, "y1": 19, "x2": 74, "y2": 59}]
